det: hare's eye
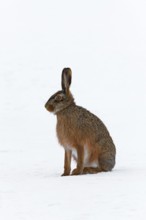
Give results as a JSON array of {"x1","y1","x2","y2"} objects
[{"x1": 55, "y1": 95, "x2": 63, "y2": 102}]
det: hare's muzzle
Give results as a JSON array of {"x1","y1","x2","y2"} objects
[{"x1": 45, "y1": 102, "x2": 54, "y2": 112}]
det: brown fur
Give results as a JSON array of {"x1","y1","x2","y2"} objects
[{"x1": 45, "y1": 68, "x2": 116, "y2": 176}]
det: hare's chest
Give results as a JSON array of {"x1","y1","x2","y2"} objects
[{"x1": 56, "y1": 119, "x2": 74, "y2": 146}]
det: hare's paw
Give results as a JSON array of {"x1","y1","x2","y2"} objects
[
  {"x1": 83, "y1": 167, "x2": 90, "y2": 174},
  {"x1": 71, "y1": 168, "x2": 83, "y2": 176},
  {"x1": 83, "y1": 167, "x2": 102, "y2": 174},
  {"x1": 61, "y1": 171, "x2": 70, "y2": 176}
]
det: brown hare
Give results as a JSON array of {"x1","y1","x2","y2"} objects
[{"x1": 45, "y1": 68, "x2": 116, "y2": 176}]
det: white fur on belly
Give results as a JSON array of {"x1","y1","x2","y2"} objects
[
  {"x1": 65, "y1": 145, "x2": 99, "y2": 168},
  {"x1": 84, "y1": 145, "x2": 99, "y2": 168},
  {"x1": 65, "y1": 146, "x2": 77, "y2": 160}
]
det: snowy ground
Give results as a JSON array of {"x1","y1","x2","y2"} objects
[{"x1": 0, "y1": 0, "x2": 146, "y2": 219}]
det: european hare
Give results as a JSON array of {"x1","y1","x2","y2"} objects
[{"x1": 45, "y1": 68, "x2": 116, "y2": 176}]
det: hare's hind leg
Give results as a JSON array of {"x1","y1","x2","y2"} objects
[
  {"x1": 83, "y1": 167, "x2": 102, "y2": 174},
  {"x1": 83, "y1": 154, "x2": 115, "y2": 174}
]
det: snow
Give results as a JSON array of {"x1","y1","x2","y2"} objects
[{"x1": 0, "y1": 0, "x2": 146, "y2": 219}]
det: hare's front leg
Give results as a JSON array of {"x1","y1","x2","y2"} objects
[
  {"x1": 72, "y1": 146, "x2": 84, "y2": 175},
  {"x1": 61, "y1": 150, "x2": 72, "y2": 176}
]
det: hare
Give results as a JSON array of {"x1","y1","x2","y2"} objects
[{"x1": 45, "y1": 68, "x2": 116, "y2": 176}]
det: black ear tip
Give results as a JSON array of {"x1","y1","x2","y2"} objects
[
  {"x1": 61, "y1": 67, "x2": 72, "y2": 92},
  {"x1": 62, "y1": 67, "x2": 72, "y2": 74}
]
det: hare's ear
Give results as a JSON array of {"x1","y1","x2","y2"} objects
[{"x1": 61, "y1": 68, "x2": 72, "y2": 94}]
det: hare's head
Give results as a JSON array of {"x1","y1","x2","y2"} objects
[{"x1": 45, "y1": 68, "x2": 75, "y2": 114}]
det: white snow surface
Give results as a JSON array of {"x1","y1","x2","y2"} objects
[{"x1": 0, "y1": 0, "x2": 146, "y2": 219}]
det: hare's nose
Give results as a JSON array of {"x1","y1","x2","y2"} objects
[
  {"x1": 45, "y1": 103, "x2": 47, "y2": 109},
  {"x1": 45, "y1": 103, "x2": 54, "y2": 112}
]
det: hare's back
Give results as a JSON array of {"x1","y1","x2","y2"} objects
[{"x1": 73, "y1": 105, "x2": 109, "y2": 132}]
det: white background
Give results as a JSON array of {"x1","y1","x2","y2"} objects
[{"x1": 0, "y1": 0, "x2": 146, "y2": 219}]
